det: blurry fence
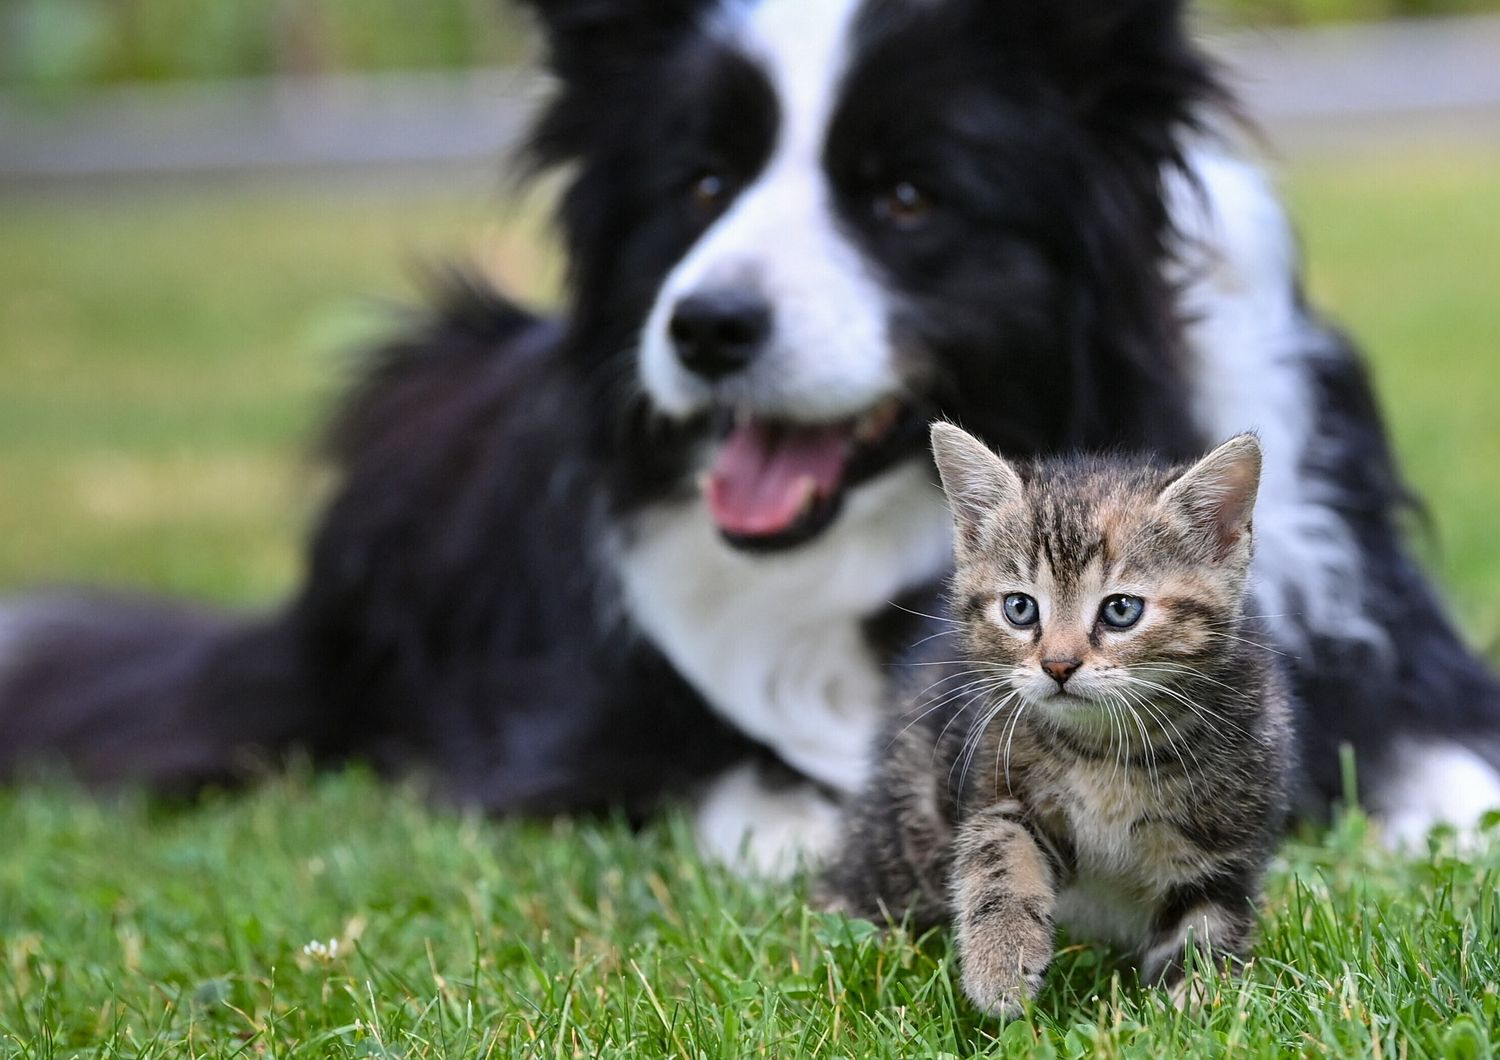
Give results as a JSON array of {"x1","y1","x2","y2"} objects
[
  {"x1": 4, "y1": 0, "x2": 1500, "y2": 95},
  {"x1": 0, "y1": 0, "x2": 529, "y2": 93},
  {"x1": 1, "y1": 15, "x2": 1499, "y2": 181}
]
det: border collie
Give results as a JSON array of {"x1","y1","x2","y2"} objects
[{"x1": 3, "y1": 0, "x2": 1499, "y2": 871}]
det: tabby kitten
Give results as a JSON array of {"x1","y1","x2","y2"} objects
[{"x1": 820, "y1": 423, "x2": 1293, "y2": 1017}]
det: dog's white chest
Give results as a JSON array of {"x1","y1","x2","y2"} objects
[{"x1": 614, "y1": 464, "x2": 953, "y2": 794}]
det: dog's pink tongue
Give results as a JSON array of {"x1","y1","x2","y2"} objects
[{"x1": 706, "y1": 420, "x2": 851, "y2": 537}]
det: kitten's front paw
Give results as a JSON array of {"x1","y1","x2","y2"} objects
[
  {"x1": 959, "y1": 952, "x2": 1046, "y2": 1020},
  {"x1": 958, "y1": 923, "x2": 1052, "y2": 1020}
]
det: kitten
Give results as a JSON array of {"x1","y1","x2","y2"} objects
[{"x1": 820, "y1": 423, "x2": 1294, "y2": 1018}]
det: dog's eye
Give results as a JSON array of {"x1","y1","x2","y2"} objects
[
  {"x1": 1002, "y1": 593, "x2": 1039, "y2": 628},
  {"x1": 874, "y1": 181, "x2": 932, "y2": 228},
  {"x1": 690, "y1": 170, "x2": 731, "y2": 213},
  {"x1": 1099, "y1": 595, "x2": 1145, "y2": 629}
]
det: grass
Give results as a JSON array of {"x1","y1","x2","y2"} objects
[
  {"x1": 2, "y1": 773, "x2": 1498, "y2": 1057},
  {"x1": 1, "y1": 148, "x2": 1499, "y2": 1054},
  {"x1": 1284, "y1": 150, "x2": 1500, "y2": 638},
  {"x1": 0, "y1": 173, "x2": 558, "y2": 605}
]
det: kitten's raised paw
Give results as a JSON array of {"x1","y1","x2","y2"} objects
[
  {"x1": 958, "y1": 916, "x2": 1051, "y2": 1020},
  {"x1": 959, "y1": 959, "x2": 1044, "y2": 1020}
]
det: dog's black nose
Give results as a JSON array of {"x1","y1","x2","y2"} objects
[{"x1": 669, "y1": 291, "x2": 771, "y2": 380}]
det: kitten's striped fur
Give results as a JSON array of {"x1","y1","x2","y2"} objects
[{"x1": 820, "y1": 425, "x2": 1294, "y2": 1018}]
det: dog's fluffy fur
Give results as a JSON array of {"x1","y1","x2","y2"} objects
[{"x1": 3, "y1": 0, "x2": 1498, "y2": 862}]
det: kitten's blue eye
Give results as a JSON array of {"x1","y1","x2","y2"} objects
[
  {"x1": 1002, "y1": 593, "x2": 1039, "y2": 628},
  {"x1": 1100, "y1": 595, "x2": 1145, "y2": 629}
]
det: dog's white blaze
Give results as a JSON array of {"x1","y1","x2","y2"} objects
[
  {"x1": 616, "y1": 462, "x2": 953, "y2": 796},
  {"x1": 693, "y1": 761, "x2": 846, "y2": 876},
  {"x1": 1169, "y1": 144, "x2": 1387, "y2": 657},
  {"x1": 639, "y1": 0, "x2": 899, "y2": 421},
  {"x1": 1374, "y1": 738, "x2": 1500, "y2": 849}
]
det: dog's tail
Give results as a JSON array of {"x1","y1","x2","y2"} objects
[{"x1": 0, "y1": 592, "x2": 316, "y2": 792}]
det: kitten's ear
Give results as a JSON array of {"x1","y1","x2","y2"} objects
[
  {"x1": 930, "y1": 422, "x2": 1023, "y2": 548},
  {"x1": 1160, "y1": 433, "x2": 1263, "y2": 560}
]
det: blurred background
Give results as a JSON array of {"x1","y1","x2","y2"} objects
[
  {"x1": 0, "y1": 0, "x2": 1497, "y2": 646},
  {"x1": 2, "y1": 0, "x2": 1498, "y2": 92}
]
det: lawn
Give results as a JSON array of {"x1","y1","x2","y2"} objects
[
  {"x1": 2, "y1": 146, "x2": 1499, "y2": 1056},
  {"x1": 7, "y1": 1, "x2": 1498, "y2": 99}
]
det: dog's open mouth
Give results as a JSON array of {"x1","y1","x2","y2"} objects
[{"x1": 702, "y1": 397, "x2": 923, "y2": 550}]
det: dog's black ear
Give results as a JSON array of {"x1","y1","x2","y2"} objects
[
  {"x1": 516, "y1": 0, "x2": 709, "y2": 176},
  {"x1": 514, "y1": 0, "x2": 707, "y2": 82},
  {"x1": 1083, "y1": 0, "x2": 1219, "y2": 124},
  {"x1": 987, "y1": 0, "x2": 1222, "y2": 134},
  {"x1": 1072, "y1": 0, "x2": 1220, "y2": 116}
]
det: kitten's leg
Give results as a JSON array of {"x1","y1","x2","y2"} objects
[
  {"x1": 951, "y1": 802, "x2": 1058, "y2": 1019},
  {"x1": 1140, "y1": 876, "x2": 1258, "y2": 991},
  {"x1": 816, "y1": 725, "x2": 953, "y2": 926}
]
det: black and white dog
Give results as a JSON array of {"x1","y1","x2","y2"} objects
[{"x1": 3, "y1": 0, "x2": 1499, "y2": 870}]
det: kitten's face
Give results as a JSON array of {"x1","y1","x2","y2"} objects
[{"x1": 931, "y1": 424, "x2": 1262, "y2": 734}]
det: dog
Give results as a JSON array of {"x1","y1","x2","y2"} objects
[{"x1": 3, "y1": 0, "x2": 1499, "y2": 872}]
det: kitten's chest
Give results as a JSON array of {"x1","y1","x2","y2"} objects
[
  {"x1": 1019, "y1": 762, "x2": 1210, "y2": 946},
  {"x1": 1029, "y1": 759, "x2": 1207, "y2": 890}
]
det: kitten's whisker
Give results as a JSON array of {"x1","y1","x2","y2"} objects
[
  {"x1": 1202, "y1": 629, "x2": 1292, "y2": 658},
  {"x1": 1120, "y1": 677, "x2": 1223, "y2": 736},
  {"x1": 1118, "y1": 694, "x2": 1164, "y2": 804},
  {"x1": 886, "y1": 602, "x2": 958, "y2": 625},
  {"x1": 1134, "y1": 663, "x2": 1246, "y2": 698},
  {"x1": 1132, "y1": 670, "x2": 1258, "y2": 724},
  {"x1": 904, "y1": 627, "x2": 960, "y2": 650},
  {"x1": 909, "y1": 668, "x2": 1009, "y2": 699},
  {"x1": 925, "y1": 677, "x2": 1015, "y2": 754},
  {"x1": 967, "y1": 678, "x2": 1029, "y2": 794},
  {"x1": 1102, "y1": 694, "x2": 1127, "y2": 793},
  {"x1": 915, "y1": 675, "x2": 1012, "y2": 715},
  {"x1": 1119, "y1": 674, "x2": 1254, "y2": 739},
  {"x1": 952, "y1": 690, "x2": 1016, "y2": 797},
  {"x1": 991, "y1": 691, "x2": 1027, "y2": 794},
  {"x1": 1150, "y1": 703, "x2": 1206, "y2": 803},
  {"x1": 903, "y1": 668, "x2": 1012, "y2": 716},
  {"x1": 895, "y1": 677, "x2": 1013, "y2": 750},
  {"x1": 901, "y1": 659, "x2": 1010, "y2": 669},
  {"x1": 957, "y1": 698, "x2": 1002, "y2": 793},
  {"x1": 998, "y1": 694, "x2": 1031, "y2": 794},
  {"x1": 1104, "y1": 692, "x2": 1140, "y2": 798},
  {"x1": 1117, "y1": 673, "x2": 1220, "y2": 722},
  {"x1": 1118, "y1": 684, "x2": 1203, "y2": 805}
]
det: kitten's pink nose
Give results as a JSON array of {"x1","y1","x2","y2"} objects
[{"x1": 1042, "y1": 658, "x2": 1082, "y2": 686}]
